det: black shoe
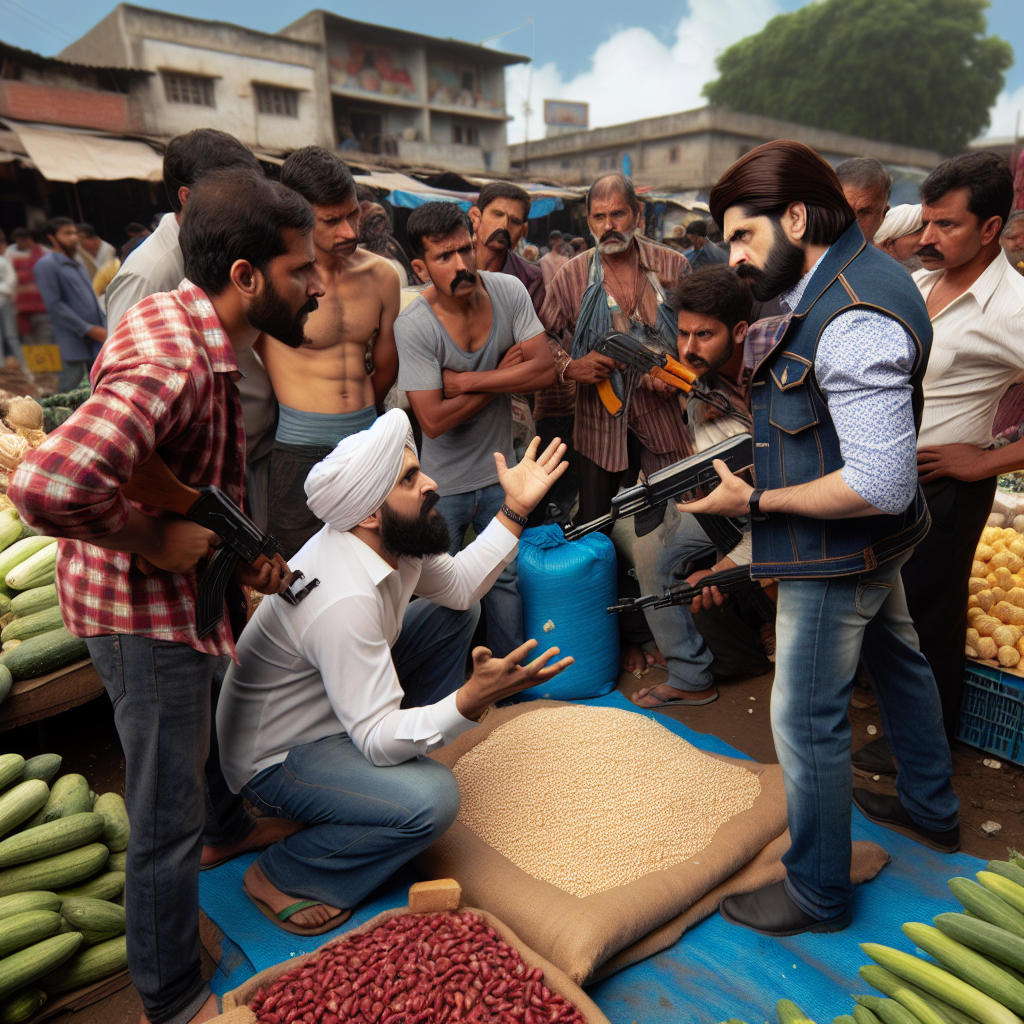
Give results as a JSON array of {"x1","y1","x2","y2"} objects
[
  {"x1": 852, "y1": 788, "x2": 960, "y2": 853},
  {"x1": 719, "y1": 880, "x2": 851, "y2": 937},
  {"x1": 852, "y1": 736, "x2": 896, "y2": 775}
]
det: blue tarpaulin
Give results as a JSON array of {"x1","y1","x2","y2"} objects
[
  {"x1": 386, "y1": 190, "x2": 563, "y2": 219},
  {"x1": 199, "y1": 691, "x2": 983, "y2": 1021}
]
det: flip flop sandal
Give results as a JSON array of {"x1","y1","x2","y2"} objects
[
  {"x1": 243, "y1": 884, "x2": 352, "y2": 936},
  {"x1": 630, "y1": 685, "x2": 719, "y2": 708}
]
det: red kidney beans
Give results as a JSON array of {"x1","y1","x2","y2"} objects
[{"x1": 248, "y1": 911, "x2": 587, "y2": 1024}]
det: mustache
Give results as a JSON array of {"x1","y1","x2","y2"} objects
[
  {"x1": 301, "y1": 296, "x2": 319, "y2": 316},
  {"x1": 600, "y1": 231, "x2": 626, "y2": 244},
  {"x1": 450, "y1": 269, "x2": 477, "y2": 293},
  {"x1": 420, "y1": 491, "x2": 440, "y2": 518},
  {"x1": 916, "y1": 243, "x2": 943, "y2": 261},
  {"x1": 485, "y1": 228, "x2": 512, "y2": 249}
]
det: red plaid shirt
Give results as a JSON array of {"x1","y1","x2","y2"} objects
[{"x1": 9, "y1": 280, "x2": 245, "y2": 658}]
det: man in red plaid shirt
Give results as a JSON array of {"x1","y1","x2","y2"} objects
[{"x1": 11, "y1": 168, "x2": 323, "y2": 1024}]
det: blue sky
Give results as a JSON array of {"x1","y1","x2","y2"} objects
[{"x1": 2, "y1": 0, "x2": 1021, "y2": 143}]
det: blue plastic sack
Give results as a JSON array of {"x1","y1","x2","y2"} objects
[{"x1": 516, "y1": 524, "x2": 619, "y2": 699}]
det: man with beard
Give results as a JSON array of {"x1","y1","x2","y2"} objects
[
  {"x1": 680, "y1": 141, "x2": 957, "y2": 936},
  {"x1": 540, "y1": 174, "x2": 692, "y2": 524},
  {"x1": 10, "y1": 168, "x2": 319, "y2": 1024},
  {"x1": 853, "y1": 152, "x2": 1023, "y2": 776},
  {"x1": 217, "y1": 412, "x2": 572, "y2": 935},
  {"x1": 259, "y1": 147, "x2": 401, "y2": 558},
  {"x1": 396, "y1": 202, "x2": 555, "y2": 658}
]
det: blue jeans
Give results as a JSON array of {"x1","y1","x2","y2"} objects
[
  {"x1": 435, "y1": 483, "x2": 524, "y2": 658},
  {"x1": 772, "y1": 550, "x2": 958, "y2": 920},
  {"x1": 243, "y1": 599, "x2": 476, "y2": 908},
  {"x1": 85, "y1": 635, "x2": 251, "y2": 1024},
  {"x1": 631, "y1": 504, "x2": 717, "y2": 691}
]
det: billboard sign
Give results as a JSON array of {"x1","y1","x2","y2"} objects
[{"x1": 544, "y1": 100, "x2": 588, "y2": 128}]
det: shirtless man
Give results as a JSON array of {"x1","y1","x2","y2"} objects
[{"x1": 260, "y1": 147, "x2": 400, "y2": 557}]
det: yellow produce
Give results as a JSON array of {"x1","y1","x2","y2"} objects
[
  {"x1": 995, "y1": 600, "x2": 1024, "y2": 625},
  {"x1": 975, "y1": 615, "x2": 1003, "y2": 636},
  {"x1": 1010, "y1": 539, "x2": 1024, "y2": 557},
  {"x1": 977, "y1": 543, "x2": 996, "y2": 561},
  {"x1": 968, "y1": 577, "x2": 989, "y2": 595},
  {"x1": 987, "y1": 572, "x2": 1000, "y2": 586},
  {"x1": 992, "y1": 624, "x2": 1022, "y2": 647},
  {"x1": 973, "y1": 559, "x2": 989, "y2": 577},
  {"x1": 977, "y1": 590, "x2": 997, "y2": 611},
  {"x1": 966, "y1": 627, "x2": 981, "y2": 648},
  {"x1": 976, "y1": 636, "x2": 999, "y2": 659},
  {"x1": 992, "y1": 539, "x2": 1009, "y2": 554},
  {"x1": 981, "y1": 527, "x2": 1000, "y2": 544},
  {"x1": 1008, "y1": 588, "x2": 1024, "y2": 608},
  {"x1": 992, "y1": 586, "x2": 1010, "y2": 603},
  {"x1": 998, "y1": 645, "x2": 1021, "y2": 667},
  {"x1": 968, "y1": 594, "x2": 980, "y2": 608},
  {"x1": 967, "y1": 606, "x2": 986, "y2": 624},
  {"x1": 1017, "y1": 636, "x2": 1024, "y2": 657}
]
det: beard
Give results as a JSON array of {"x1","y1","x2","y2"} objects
[
  {"x1": 379, "y1": 491, "x2": 450, "y2": 557},
  {"x1": 597, "y1": 228, "x2": 635, "y2": 255},
  {"x1": 735, "y1": 222, "x2": 806, "y2": 301},
  {"x1": 485, "y1": 228, "x2": 512, "y2": 251},
  {"x1": 247, "y1": 279, "x2": 318, "y2": 349}
]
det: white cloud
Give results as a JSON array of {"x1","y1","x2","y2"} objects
[
  {"x1": 984, "y1": 83, "x2": 1024, "y2": 139},
  {"x1": 503, "y1": 0, "x2": 780, "y2": 145}
]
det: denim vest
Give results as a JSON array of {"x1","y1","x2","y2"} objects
[{"x1": 750, "y1": 222, "x2": 933, "y2": 579}]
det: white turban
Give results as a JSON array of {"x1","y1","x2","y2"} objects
[
  {"x1": 304, "y1": 409, "x2": 417, "y2": 532},
  {"x1": 874, "y1": 204, "x2": 923, "y2": 244}
]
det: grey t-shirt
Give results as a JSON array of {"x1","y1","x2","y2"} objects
[{"x1": 396, "y1": 271, "x2": 544, "y2": 495}]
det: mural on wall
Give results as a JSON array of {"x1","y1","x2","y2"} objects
[
  {"x1": 329, "y1": 38, "x2": 417, "y2": 99},
  {"x1": 428, "y1": 60, "x2": 500, "y2": 111}
]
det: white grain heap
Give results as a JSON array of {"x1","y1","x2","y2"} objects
[{"x1": 452, "y1": 706, "x2": 761, "y2": 897}]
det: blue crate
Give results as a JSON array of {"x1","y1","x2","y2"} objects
[{"x1": 956, "y1": 660, "x2": 1024, "y2": 765}]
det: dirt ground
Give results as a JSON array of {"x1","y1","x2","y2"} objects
[{"x1": 3, "y1": 661, "x2": 1021, "y2": 1024}]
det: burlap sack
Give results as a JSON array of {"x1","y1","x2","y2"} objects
[
  {"x1": 219, "y1": 904, "x2": 609, "y2": 1024},
  {"x1": 416, "y1": 700, "x2": 791, "y2": 985}
]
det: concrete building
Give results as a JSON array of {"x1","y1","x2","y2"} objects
[{"x1": 511, "y1": 105, "x2": 945, "y2": 195}]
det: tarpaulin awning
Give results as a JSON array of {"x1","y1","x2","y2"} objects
[
  {"x1": 385, "y1": 189, "x2": 562, "y2": 219},
  {"x1": 1, "y1": 122, "x2": 163, "y2": 183}
]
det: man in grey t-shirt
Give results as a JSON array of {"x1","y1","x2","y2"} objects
[{"x1": 397, "y1": 202, "x2": 556, "y2": 657}]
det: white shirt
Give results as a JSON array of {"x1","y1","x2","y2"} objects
[
  {"x1": 0, "y1": 254, "x2": 15, "y2": 304},
  {"x1": 217, "y1": 517, "x2": 518, "y2": 791},
  {"x1": 915, "y1": 255, "x2": 1024, "y2": 448},
  {"x1": 104, "y1": 213, "x2": 183, "y2": 332}
]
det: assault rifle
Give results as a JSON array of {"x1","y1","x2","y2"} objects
[
  {"x1": 593, "y1": 331, "x2": 731, "y2": 417},
  {"x1": 608, "y1": 564, "x2": 760, "y2": 614},
  {"x1": 562, "y1": 433, "x2": 754, "y2": 541}
]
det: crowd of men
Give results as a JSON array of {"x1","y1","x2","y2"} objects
[{"x1": 3, "y1": 122, "x2": 1023, "y2": 1024}]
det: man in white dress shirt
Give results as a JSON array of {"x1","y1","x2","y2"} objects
[
  {"x1": 854, "y1": 151, "x2": 1024, "y2": 774},
  {"x1": 217, "y1": 410, "x2": 571, "y2": 935}
]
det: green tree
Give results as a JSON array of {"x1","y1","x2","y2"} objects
[{"x1": 702, "y1": 0, "x2": 1013, "y2": 154}]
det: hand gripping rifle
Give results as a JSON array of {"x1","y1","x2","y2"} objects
[
  {"x1": 608, "y1": 564, "x2": 760, "y2": 614},
  {"x1": 123, "y1": 454, "x2": 319, "y2": 639},
  {"x1": 562, "y1": 433, "x2": 754, "y2": 541},
  {"x1": 592, "y1": 331, "x2": 732, "y2": 417}
]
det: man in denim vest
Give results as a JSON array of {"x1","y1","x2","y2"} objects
[{"x1": 682, "y1": 141, "x2": 958, "y2": 936}]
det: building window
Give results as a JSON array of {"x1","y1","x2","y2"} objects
[
  {"x1": 162, "y1": 71, "x2": 214, "y2": 107},
  {"x1": 668, "y1": 146, "x2": 680, "y2": 164},
  {"x1": 598, "y1": 153, "x2": 616, "y2": 170},
  {"x1": 452, "y1": 125, "x2": 479, "y2": 146},
  {"x1": 461, "y1": 70, "x2": 475, "y2": 92},
  {"x1": 256, "y1": 84, "x2": 299, "y2": 118}
]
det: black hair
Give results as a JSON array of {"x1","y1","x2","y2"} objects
[
  {"x1": 76, "y1": 223, "x2": 97, "y2": 238},
  {"x1": 549, "y1": 229, "x2": 563, "y2": 241},
  {"x1": 162, "y1": 129, "x2": 261, "y2": 214},
  {"x1": 835, "y1": 157, "x2": 893, "y2": 200},
  {"x1": 125, "y1": 222, "x2": 148, "y2": 235},
  {"x1": 10, "y1": 227, "x2": 30, "y2": 240},
  {"x1": 281, "y1": 146, "x2": 356, "y2": 207},
  {"x1": 476, "y1": 181, "x2": 531, "y2": 219},
  {"x1": 180, "y1": 168, "x2": 315, "y2": 295},
  {"x1": 668, "y1": 265, "x2": 753, "y2": 333},
  {"x1": 685, "y1": 220, "x2": 708, "y2": 237},
  {"x1": 587, "y1": 174, "x2": 640, "y2": 214},
  {"x1": 45, "y1": 217, "x2": 75, "y2": 237},
  {"x1": 920, "y1": 151, "x2": 1014, "y2": 232},
  {"x1": 407, "y1": 201, "x2": 473, "y2": 259}
]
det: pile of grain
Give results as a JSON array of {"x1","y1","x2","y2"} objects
[{"x1": 452, "y1": 706, "x2": 761, "y2": 897}]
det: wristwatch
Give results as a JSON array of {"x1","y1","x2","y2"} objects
[{"x1": 748, "y1": 488, "x2": 767, "y2": 521}]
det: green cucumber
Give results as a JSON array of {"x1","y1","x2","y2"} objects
[
  {"x1": 949, "y1": 878, "x2": 1024, "y2": 940},
  {"x1": 5, "y1": 544, "x2": 56, "y2": 591},
  {"x1": 778, "y1": 1000, "x2": 816, "y2": 1024},
  {"x1": 0, "y1": 538, "x2": 55, "y2": 588},
  {"x1": 0, "y1": 892, "x2": 60, "y2": 921},
  {"x1": 39, "y1": 934, "x2": 127, "y2": 995},
  {"x1": 0, "y1": 843, "x2": 109, "y2": 898},
  {"x1": 1, "y1": 607, "x2": 63, "y2": 645},
  {"x1": 21, "y1": 754, "x2": 61, "y2": 786},
  {"x1": 935, "y1": 912, "x2": 1024, "y2": 972},
  {"x1": 23, "y1": 774, "x2": 89, "y2": 830},
  {"x1": 988, "y1": 861, "x2": 1024, "y2": 889},
  {"x1": 9, "y1": 585, "x2": 58, "y2": 618},
  {"x1": 859, "y1": 965, "x2": 949, "y2": 1024},
  {"x1": 0, "y1": 664, "x2": 10, "y2": 707},
  {"x1": 105, "y1": 850, "x2": 126, "y2": 872},
  {"x1": 0, "y1": 987, "x2": 47, "y2": 1023},
  {"x1": 0, "y1": 628, "x2": 88, "y2": 680},
  {"x1": 0, "y1": 932, "x2": 82, "y2": 999},
  {"x1": 861, "y1": 942, "x2": 1023, "y2": 1024},
  {"x1": 834, "y1": 1018, "x2": 858, "y2": 1024},
  {"x1": 979, "y1": 872, "x2": 1024, "y2": 916},
  {"x1": 853, "y1": 1008, "x2": 883, "y2": 1024},
  {"x1": 59, "y1": 897, "x2": 125, "y2": 945},
  {"x1": 0, "y1": 781, "x2": 48, "y2": 839},
  {"x1": 0, "y1": 812, "x2": 104, "y2": 869},
  {"x1": 0, "y1": 754, "x2": 24, "y2": 794},
  {"x1": 0, "y1": 911, "x2": 62, "y2": 958},
  {"x1": 54, "y1": 871, "x2": 124, "y2": 902},
  {"x1": 92, "y1": 792, "x2": 128, "y2": 853},
  {"x1": 0, "y1": 516, "x2": 25, "y2": 559}
]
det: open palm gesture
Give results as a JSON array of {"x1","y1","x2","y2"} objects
[{"x1": 494, "y1": 436, "x2": 569, "y2": 516}]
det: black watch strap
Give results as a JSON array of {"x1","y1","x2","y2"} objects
[
  {"x1": 500, "y1": 503, "x2": 528, "y2": 527},
  {"x1": 748, "y1": 488, "x2": 767, "y2": 521}
]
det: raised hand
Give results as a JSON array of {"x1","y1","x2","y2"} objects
[{"x1": 494, "y1": 435, "x2": 569, "y2": 518}]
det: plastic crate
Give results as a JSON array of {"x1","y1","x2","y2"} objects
[{"x1": 956, "y1": 660, "x2": 1024, "y2": 766}]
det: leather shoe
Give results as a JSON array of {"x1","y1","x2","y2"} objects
[
  {"x1": 852, "y1": 736, "x2": 896, "y2": 775},
  {"x1": 719, "y1": 880, "x2": 851, "y2": 936},
  {"x1": 852, "y1": 788, "x2": 959, "y2": 853}
]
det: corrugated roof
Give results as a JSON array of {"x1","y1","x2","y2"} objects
[{"x1": 0, "y1": 40, "x2": 151, "y2": 89}]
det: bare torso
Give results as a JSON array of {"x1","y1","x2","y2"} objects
[{"x1": 257, "y1": 247, "x2": 400, "y2": 414}]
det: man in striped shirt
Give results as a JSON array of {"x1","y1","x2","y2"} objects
[{"x1": 10, "y1": 169, "x2": 322, "y2": 1024}]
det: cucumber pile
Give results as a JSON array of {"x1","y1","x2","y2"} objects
[
  {"x1": 0, "y1": 753, "x2": 130, "y2": 1021},
  {"x1": 721, "y1": 858, "x2": 1024, "y2": 1024}
]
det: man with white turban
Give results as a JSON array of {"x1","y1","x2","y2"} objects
[
  {"x1": 216, "y1": 410, "x2": 572, "y2": 935},
  {"x1": 874, "y1": 204, "x2": 925, "y2": 272}
]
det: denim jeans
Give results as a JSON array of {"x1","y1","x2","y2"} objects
[
  {"x1": 86, "y1": 635, "x2": 250, "y2": 1024},
  {"x1": 772, "y1": 550, "x2": 958, "y2": 920},
  {"x1": 0, "y1": 300, "x2": 26, "y2": 372},
  {"x1": 435, "y1": 483, "x2": 524, "y2": 658},
  {"x1": 631, "y1": 503, "x2": 717, "y2": 691},
  {"x1": 242, "y1": 599, "x2": 475, "y2": 908}
]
